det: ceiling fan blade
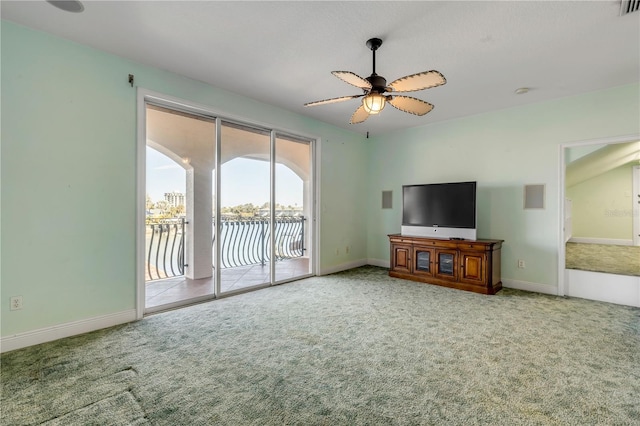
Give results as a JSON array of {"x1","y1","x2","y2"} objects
[
  {"x1": 304, "y1": 94, "x2": 363, "y2": 107},
  {"x1": 350, "y1": 105, "x2": 370, "y2": 124},
  {"x1": 388, "y1": 96, "x2": 434, "y2": 116},
  {"x1": 332, "y1": 71, "x2": 372, "y2": 90},
  {"x1": 388, "y1": 70, "x2": 446, "y2": 93}
]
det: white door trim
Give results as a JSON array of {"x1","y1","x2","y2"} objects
[
  {"x1": 633, "y1": 165, "x2": 640, "y2": 246},
  {"x1": 135, "y1": 89, "x2": 147, "y2": 319}
]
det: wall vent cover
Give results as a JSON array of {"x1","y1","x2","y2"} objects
[
  {"x1": 620, "y1": 0, "x2": 639, "y2": 15},
  {"x1": 524, "y1": 184, "x2": 545, "y2": 209}
]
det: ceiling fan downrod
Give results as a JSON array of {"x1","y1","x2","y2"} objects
[
  {"x1": 365, "y1": 38, "x2": 387, "y2": 92},
  {"x1": 366, "y1": 38, "x2": 383, "y2": 76}
]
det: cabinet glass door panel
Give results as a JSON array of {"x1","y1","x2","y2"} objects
[
  {"x1": 416, "y1": 251, "x2": 431, "y2": 271},
  {"x1": 436, "y1": 250, "x2": 457, "y2": 279},
  {"x1": 413, "y1": 247, "x2": 434, "y2": 276}
]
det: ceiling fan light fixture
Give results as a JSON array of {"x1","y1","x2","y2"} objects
[{"x1": 362, "y1": 93, "x2": 386, "y2": 114}]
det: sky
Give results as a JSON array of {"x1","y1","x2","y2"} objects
[{"x1": 146, "y1": 147, "x2": 303, "y2": 207}]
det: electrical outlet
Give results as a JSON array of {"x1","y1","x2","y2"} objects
[
  {"x1": 345, "y1": 246, "x2": 350, "y2": 254},
  {"x1": 517, "y1": 259, "x2": 526, "y2": 269},
  {"x1": 10, "y1": 296, "x2": 23, "y2": 311}
]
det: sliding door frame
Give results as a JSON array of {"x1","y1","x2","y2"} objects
[
  {"x1": 270, "y1": 130, "x2": 277, "y2": 284},
  {"x1": 136, "y1": 88, "x2": 319, "y2": 317}
]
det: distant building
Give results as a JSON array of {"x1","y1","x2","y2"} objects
[{"x1": 164, "y1": 191, "x2": 185, "y2": 207}]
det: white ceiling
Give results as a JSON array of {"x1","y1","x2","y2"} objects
[{"x1": 2, "y1": 1, "x2": 639, "y2": 136}]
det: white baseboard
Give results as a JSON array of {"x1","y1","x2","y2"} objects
[
  {"x1": 0, "y1": 309, "x2": 137, "y2": 353},
  {"x1": 319, "y1": 259, "x2": 368, "y2": 275},
  {"x1": 565, "y1": 269, "x2": 640, "y2": 307},
  {"x1": 367, "y1": 258, "x2": 390, "y2": 268},
  {"x1": 502, "y1": 278, "x2": 558, "y2": 295},
  {"x1": 568, "y1": 237, "x2": 634, "y2": 246}
]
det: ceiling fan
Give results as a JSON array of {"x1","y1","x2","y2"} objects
[{"x1": 304, "y1": 38, "x2": 446, "y2": 124}]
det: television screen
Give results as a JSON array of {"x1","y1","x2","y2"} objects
[{"x1": 402, "y1": 181, "x2": 476, "y2": 228}]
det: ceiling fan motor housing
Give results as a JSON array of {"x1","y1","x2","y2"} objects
[{"x1": 366, "y1": 74, "x2": 388, "y2": 93}]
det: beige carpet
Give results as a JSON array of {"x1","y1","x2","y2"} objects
[
  {"x1": 2, "y1": 266, "x2": 639, "y2": 425},
  {"x1": 565, "y1": 242, "x2": 640, "y2": 276}
]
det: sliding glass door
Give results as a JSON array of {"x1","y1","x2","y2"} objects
[
  {"x1": 140, "y1": 94, "x2": 315, "y2": 310},
  {"x1": 274, "y1": 133, "x2": 313, "y2": 281},
  {"x1": 144, "y1": 104, "x2": 216, "y2": 311},
  {"x1": 216, "y1": 123, "x2": 314, "y2": 295},
  {"x1": 218, "y1": 122, "x2": 272, "y2": 293}
]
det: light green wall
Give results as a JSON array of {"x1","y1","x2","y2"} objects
[
  {"x1": 1, "y1": 22, "x2": 368, "y2": 336},
  {"x1": 566, "y1": 164, "x2": 634, "y2": 240},
  {"x1": 3, "y1": 19, "x2": 639, "y2": 340},
  {"x1": 367, "y1": 84, "x2": 639, "y2": 287},
  {"x1": 565, "y1": 144, "x2": 604, "y2": 164}
]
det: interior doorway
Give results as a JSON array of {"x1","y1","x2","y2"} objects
[{"x1": 559, "y1": 135, "x2": 640, "y2": 307}]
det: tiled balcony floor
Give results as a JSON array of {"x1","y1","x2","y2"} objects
[{"x1": 146, "y1": 258, "x2": 310, "y2": 310}]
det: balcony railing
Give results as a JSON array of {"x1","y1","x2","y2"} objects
[
  {"x1": 145, "y1": 217, "x2": 305, "y2": 281},
  {"x1": 146, "y1": 219, "x2": 185, "y2": 281}
]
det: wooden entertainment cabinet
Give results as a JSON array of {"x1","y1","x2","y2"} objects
[{"x1": 388, "y1": 234, "x2": 503, "y2": 295}]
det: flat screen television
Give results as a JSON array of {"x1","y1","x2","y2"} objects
[{"x1": 401, "y1": 181, "x2": 477, "y2": 240}]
